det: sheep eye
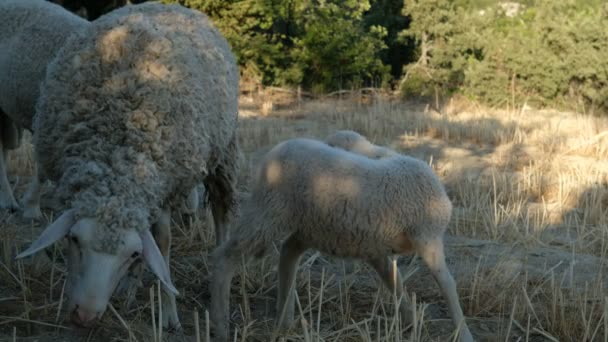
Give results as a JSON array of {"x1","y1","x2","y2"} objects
[
  {"x1": 131, "y1": 251, "x2": 140, "y2": 259},
  {"x1": 69, "y1": 235, "x2": 79, "y2": 245}
]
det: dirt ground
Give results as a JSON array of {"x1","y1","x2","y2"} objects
[{"x1": 1, "y1": 95, "x2": 607, "y2": 341}]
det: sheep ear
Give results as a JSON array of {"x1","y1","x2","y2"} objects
[
  {"x1": 15, "y1": 209, "x2": 77, "y2": 259},
  {"x1": 141, "y1": 229, "x2": 179, "y2": 295}
]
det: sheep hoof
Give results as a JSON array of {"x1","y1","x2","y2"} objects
[
  {"x1": 400, "y1": 307, "x2": 417, "y2": 327},
  {"x1": 170, "y1": 323, "x2": 183, "y2": 332},
  {"x1": 208, "y1": 321, "x2": 229, "y2": 342},
  {"x1": 277, "y1": 317, "x2": 295, "y2": 332},
  {"x1": 399, "y1": 305, "x2": 431, "y2": 329},
  {"x1": 0, "y1": 194, "x2": 20, "y2": 212},
  {"x1": 22, "y1": 206, "x2": 42, "y2": 220},
  {"x1": 162, "y1": 312, "x2": 182, "y2": 332},
  {"x1": 274, "y1": 312, "x2": 297, "y2": 335}
]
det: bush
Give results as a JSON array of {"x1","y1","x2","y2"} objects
[
  {"x1": 400, "y1": 0, "x2": 608, "y2": 114},
  {"x1": 53, "y1": 0, "x2": 608, "y2": 112},
  {"x1": 162, "y1": 0, "x2": 390, "y2": 93}
]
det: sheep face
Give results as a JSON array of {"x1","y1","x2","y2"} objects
[
  {"x1": 16, "y1": 209, "x2": 178, "y2": 328},
  {"x1": 65, "y1": 218, "x2": 142, "y2": 327}
]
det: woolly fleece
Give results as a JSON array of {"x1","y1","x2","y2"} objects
[
  {"x1": 228, "y1": 137, "x2": 452, "y2": 259},
  {"x1": 33, "y1": 3, "x2": 239, "y2": 253},
  {"x1": 0, "y1": 0, "x2": 88, "y2": 130}
]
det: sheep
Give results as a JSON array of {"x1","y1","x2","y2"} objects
[
  {"x1": 210, "y1": 137, "x2": 474, "y2": 342},
  {"x1": 15, "y1": 2, "x2": 240, "y2": 330},
  {"x1": 0, "y1": 0, "x2": 89, "y2": 215},
  {"x1": 324, "y1": 129, "x2": 398, "y2": 159}
]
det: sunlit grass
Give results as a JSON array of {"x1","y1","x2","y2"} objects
[{"x1": 1, "y1": 92, "x2": 607, "y2": 341}]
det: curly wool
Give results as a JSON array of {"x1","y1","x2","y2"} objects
[
  {"x1": 0, "y1": 0, "x2": 88, "y2": 130},
  {"x1": 33, "y1": 3, "x2": 239, "y2": 252},
  {"x1": 231, "y1": 138, "x2": 452, "y2": 259}
]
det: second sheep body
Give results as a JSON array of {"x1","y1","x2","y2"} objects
[
  {"x1": 0, "y1": 0, "x2": 88, "y2": 213},
  {"x1": 210, "y1": 136, "x2": 473, "y2": 342}
]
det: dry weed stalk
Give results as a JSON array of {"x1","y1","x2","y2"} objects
[{"x1": 1, "y1": 96, "x2": 607, "y2": 340}]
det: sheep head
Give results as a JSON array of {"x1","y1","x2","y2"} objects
[{"x1": 15, "y1": 209, "x2": 178, "y2": 327}]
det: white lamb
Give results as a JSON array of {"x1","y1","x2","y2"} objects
[
  {"x1": 0, "y1": 0, "x2": 89, "y2": 214},
  {"x1": 210, "y1": 137, "x2": 474, "y2": 342},
  {"x1": 16, "y1": 2, "x2": 240, "y2": 330},
  {"x1": 325, "y1": 129, "x2": 398, "y2": 159}
]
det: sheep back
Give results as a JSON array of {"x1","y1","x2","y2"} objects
[
  {"x1": 0, "y1": 0, "x2": 88, "y2": 129},
  {"x1": 237, "y1": 138, "x2": 452, "y2": 259},
  {"x1": 325, "y1": 130, "x2": 398, "y2": 159}
]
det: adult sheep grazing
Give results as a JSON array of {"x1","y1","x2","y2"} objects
[
  {"x1": 0, "y1": 0, "x2": 89, "y2": 214},
  {"x1": 16, "y1": 2, "x2": 240, "y2": 330},
  {"x1": 210, "y1": 138, "x2": 474, "y2": 342},
  {"x1": 325, "y1": 129, "x2": 398, "y2": 159}
]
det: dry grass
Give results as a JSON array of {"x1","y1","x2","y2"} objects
[{"x1": 1, "y1": 93, "x2": 607, "y2": 341}]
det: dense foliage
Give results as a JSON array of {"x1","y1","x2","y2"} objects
[
  {"x1": 51, "y1": 0, "x2": 608, "y2": 113},
  {"x1": 401, "y1": 0, "x2": 608, "y2": 113},
  {"x1": 159, "y1": 0, "x2": 396, "y2": 93}
]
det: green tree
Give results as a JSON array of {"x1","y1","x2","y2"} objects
[
  {"x1": 364, "y1": 0, "x2": 414, "y2": 81},
  {"x1": 292, "y1": 1, "x2": 390, "y2": 92},
  {"x1": 399, "y1": 0, "x2": 608, "y2": 113},
  {"x1": 162, "y1": 0, "x2": 282, "y2": 85},
  {"x1": 163, "y1": 0, "x2": 390, "y2": 92},
  {"x1": 464, "y1": 0, "x2": 608, "y2": 111},
  {"x1": 398, "y1": 0, "x2": 478, "y2": 100}
]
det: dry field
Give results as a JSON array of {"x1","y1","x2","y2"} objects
[{"x1": 1, "y1": 94, "x2": 607, "y2": 342}]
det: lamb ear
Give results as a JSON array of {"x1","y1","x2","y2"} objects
[
  {"x1": 15, "y1": 209, "x2": 77, "y2": 259},
  {"x1": 141, "y1": 229, "x2": 179, "y2": 295}
]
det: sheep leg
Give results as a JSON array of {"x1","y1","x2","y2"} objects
[
  {"x1": 151, "y1": 209, "x2": 181, "y2": 330},
  {"x1": 125, "y1": 261, "x2": 144, "y2": 310},
  {"x1": 0, "y1": 127, "x2": 19, "y2": 211},
  {"x1": 209, "y1": 238, "x2": 242, "y2": 341},
  {"x1": 276, "y1": 234, "x2": 306, "y2": 330},
  {"x1": 205, "y1": 135, "x2": 239, "y2": 246},
  {"x1": 366, "y1": 256, "x2": 415, "y2": 326},
  {"x1": 185, "y1": 185, "x2": 199, "y2": 216},
  {"x1": 418, "y1": 238, "x2": 473, "y2": 342},
  {"x1": 22, "y1": 161, "x2": 42, "y2": 219},
  {"x1": 206, "y1": 175, "x2": 230, "y2": 246},
  {"x1": 115, "y1": 260, "x2": 144, "y2": 311}
]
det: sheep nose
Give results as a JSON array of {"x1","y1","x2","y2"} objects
[{"x1": 71, "y1": 305, "x2": 99, "y2": 327}]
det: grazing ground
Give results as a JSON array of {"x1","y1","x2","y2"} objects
[{"x1": 1, "y1": 94, "x2": 607, "y2": 341}]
